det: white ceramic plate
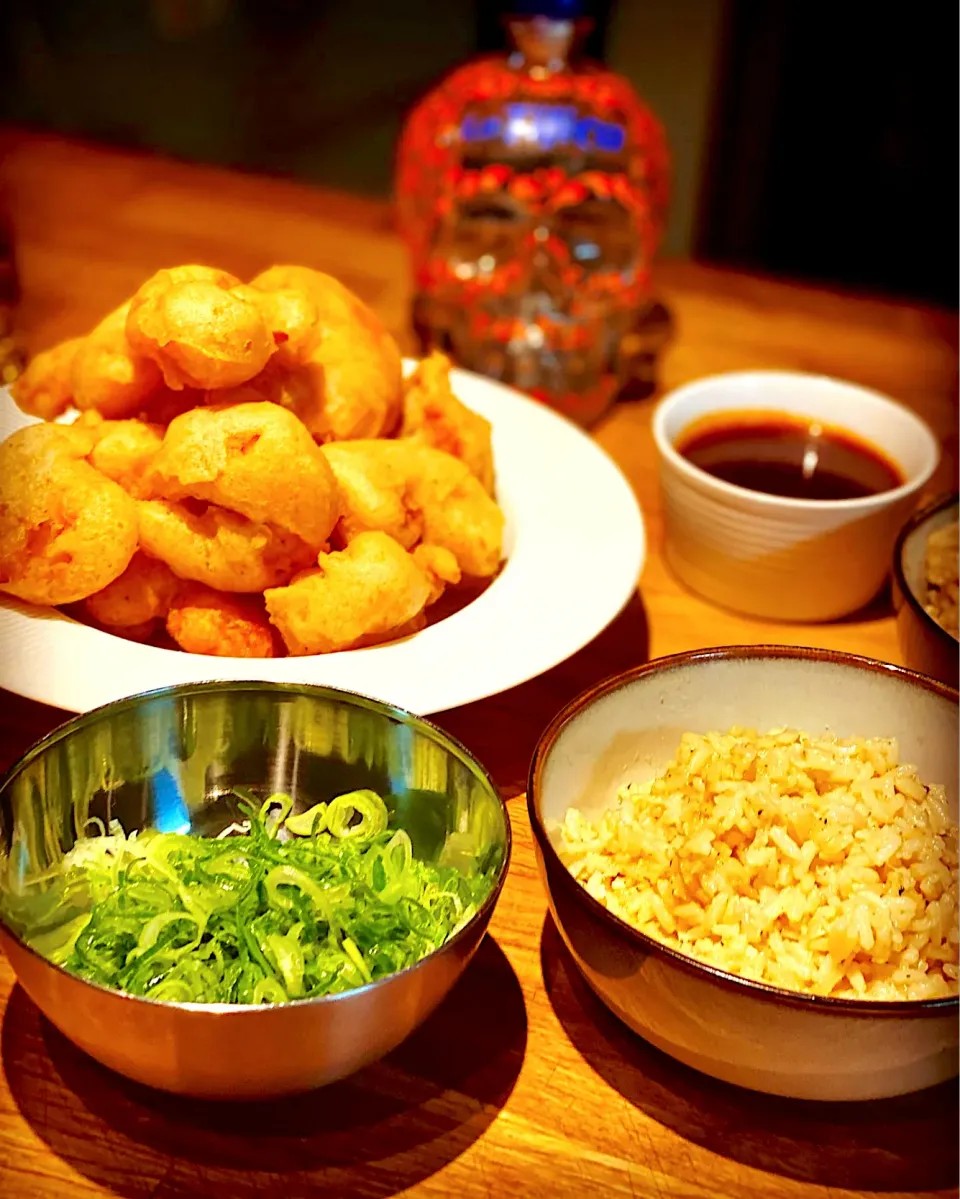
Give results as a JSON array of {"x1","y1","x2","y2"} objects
[{"x1": 0, "y1": 366, "x2": 645, "y2": 716}]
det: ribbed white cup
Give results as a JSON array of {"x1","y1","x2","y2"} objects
[{"x1": 652, "y1": 371, "x2": 940, "y2": 622}]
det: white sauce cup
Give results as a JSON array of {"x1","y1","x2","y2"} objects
[{"x1": 652, "y1": 371, "x2": 940, "y2": 622}]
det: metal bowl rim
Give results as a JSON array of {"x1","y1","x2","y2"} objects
[
  {"x1": 528, "y1": 643, "x2": 959, "y2": 1019},
  {"x1": 0, "y1": 679, "x2": 512, "y2": 1014}
]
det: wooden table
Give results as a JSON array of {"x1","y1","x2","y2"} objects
[{"x1": 0, "y1": 129, "x2": 957, "y2": 1199}]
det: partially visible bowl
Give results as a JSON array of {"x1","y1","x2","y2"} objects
[
  {"x1": 893, "y1": 492, "x2": 959, "y2": 690},
  {"x1": 529, "y1": 646, "x2": 958, "y2": 1101},
  {"x1": 652, "y1": 371, "x2": 940, "y2": 621},
  {"x1": 0, "y1": 681, "x2": 510, "y2": 1099}
]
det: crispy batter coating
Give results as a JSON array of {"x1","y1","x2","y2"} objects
[
  {"x1": 84, "y1": 418, "x2": 165, "y2": 499},
  {"x1": 247, "y1": 266, "x2": 402, "y2": 440},
  {"x1": 82, "y1": 550, "x2": 180, "y2": 631},
  {"x1": 0, "y1": 420, "x2": 96, "y2": 462},
  {"x1": 401, "y1": 352, "x2": 495, "y2": 493},
  {"x1": 235, "y1": 283, "x2": 321, "y2": 367},
  {"x1": 9, "y1": 338, "x2": 83, "y2": 420},
  {"x1": 212, "y1": 356, "x2": 325, "y2": 432},
  {"x1": 166, "y1": 583, "x2": 277, "y2": 657},
  {"x1": 146, "y1": 401, "x2": 340, "y2": 547},
  {"x1": 0, "y1": 424, "x2": 138, "y2": 605},
  {"x1": 72, "y1": 410, "x2": 104, "y2": 432},
  {"x1": 138, "y1": 499, "x2": 316, "y2": 592},
  {"x1": 126, "y1": 266, "x2": 276, "y2": 391},
  {"x1": 71, "y1": 302, "x2": 163, "y2": 418},
  {"x1": 321, "y1": 437, "x2": 422, "y2": 550},
  {"x1": 411, "y1": 543, "x2": 461, "y2": 605},
  {"x1": 264, "y1": 531, "x2": 439, "y2": 655},
  {"x1": 321, "y1": 441, "x2": 503, "y2": 578}
]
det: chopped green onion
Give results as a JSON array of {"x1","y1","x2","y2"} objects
[
  {"x1": 342, "y1": 936, "x2": 373, "y2": 984},
  {"x1": 325, "y1": 790, "x2": 388, "y2": 839},
  {"x1": 284, "y1": 802, "x2": 328, "y2": 837},
  {"x1": 260, "y1": 793, "x2": 293, "y2": 838},
  {"x1": 2, "y1": 788, "x2": 494, "y2": 1006}
]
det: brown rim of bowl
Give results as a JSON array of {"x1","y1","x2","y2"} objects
[
  {"x1": 527, "y1": 644, "x2": 959, "y2": 1019},
  {"x1": 0, "y1": 679, "x2": 511, "y2": 1014},
  {"x1": 892, "y1": 491, "x2": 960, "y2": 653}
]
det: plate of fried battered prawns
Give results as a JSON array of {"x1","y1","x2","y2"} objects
[{"x1": 0, "y1": 264, "x2": 644, "y2": 715}]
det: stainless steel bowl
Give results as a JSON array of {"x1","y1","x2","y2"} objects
[
  {"x1": 0, "y1": 681, "x2": 510, "y2": 1099},
  {"x1": 529, "y1": 647, "x2": 958, "y2": 1101}
]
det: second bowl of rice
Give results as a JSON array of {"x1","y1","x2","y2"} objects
[{"x1": 528, "y1": 646, "x2": 958, "y2": 1101}]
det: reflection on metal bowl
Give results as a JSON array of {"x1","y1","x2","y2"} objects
[{"x1": 0, "y1": 681, "x2": 510, "y2": 1099}]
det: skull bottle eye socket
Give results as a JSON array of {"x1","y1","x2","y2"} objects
[
  {"x1": 457, "y1": 196, "x2": 527, "y2": 225},
  {"x1": 438, "y1": 194, "x2": 531, "y2": 267},
  {"x1": 551, "y1": 197, "x2": 638, "y2": 273}
]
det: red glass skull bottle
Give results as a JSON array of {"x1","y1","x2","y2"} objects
[{"x1": 395, "y1": 0, "x2": 670, "y2": 426}]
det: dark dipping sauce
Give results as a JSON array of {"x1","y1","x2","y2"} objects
[{"x1": 675, "y1": 410, "x2": 905, "y2": 501}]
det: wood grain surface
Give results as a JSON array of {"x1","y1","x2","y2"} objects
[{"x1": 0, "y1": 128, "x2": 957, "y2": 1199}]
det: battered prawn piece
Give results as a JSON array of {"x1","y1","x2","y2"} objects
[
  {"x1": 249, "y1": 266, "x2": 402, "y2": 440},
  {"x1": 401, "y1": 352, "x2": 495, "y2": 494},
  {"x1": 166, "y1": 583, "x2": 278, "y2": 658},
  {"x1": 146, "y1": 401, "x2": 340, "y2": 547},
  {"x1": 214, "y1": 355, "x2": 325, "y2": 431},
  {"x1": 82, "y1": 550, "x2": 180, "y2": 634},
  {"x1": 0, "y1": 424, "x2": 138, "y2": 605},
  {"x1": 138, "y1": 499, "x2": 316, "y2": 592},
  {"x1": 321, "y1": 438, "x2": 422, "y2": 549},
  {"x1": 126, "y1": 266, "x2": 276, "y2": 391},
  {"x1": 71, "y1": 303, "x2": 163, "y2": 418},
  {"x1": 85, "y1": 418, "x2": 164, "y2": 499},
  {"x1": 234, "y1": 282, "x2": 321, "y2": 367},
  {"x1": 264, "y1": 531, "x2": 443, "y2": 655},
  {"x1": 321, "y1": 441, "x2": 503, "y2": 578},
  {"x1": 412, "y1": 543, "x2": 461, "y2": 605},
  {"x1": 10, "y1": 337, "x2": 83, "y2": 420}
]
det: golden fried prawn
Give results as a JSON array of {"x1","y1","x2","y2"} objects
[
  {"x1": 0, "y1": 424, "x2": 138, "y2": 606},
  {"x1": 401, "y1": 352, "x2": 495, "y2": 493},
  {"x1": 321, "y1": 441, "x2": 503, "y2": 578},
  {"x1": 86, "y1": 418, "x2": 164, "y2": 499},
  {"x1": 10, "y1": 420, "x2": 99, "y2": 458},
  {"x1": 166, "y1": 583, "x2": 278, "y2": 658},
  {"x1": 72, "y1": 410, "x2": 104, "y2": 431},
  {"x1": 146, "y1": 400, "x2": 340, "y2": 547},
  {"x1": 249, "y1": 266, "x2": 402, "y2": 440},
  {"x1": 9, "y1": 337, "x2": 83, "y2": 420},
  {"x1": 411, "y1": 543, "x2": 461, "y2": 605},
  {"x1": 126, "y1": 267, "x2": 276, "y2": 391},
  {"x1": 234, "y1": 283, "x2": 321, "y2": 367},
  {"x1": 264, "y1": 531, "x2": 437, "y2": 656},
  {"x1": 212, "y1": 357, "x2": 325, "y2": 435},
  {"x1": 71, "y1": 303, "x2": 163, "y2": 418},
  {"x1": 320, "y1": 439, "x2": 422, "y2": 549},
  {"x1": 138, "y1": 499, "x2": 316, "y2": 592},
  {"x1": 82, "y1": 550, "x2": 180, "y2": 631}
]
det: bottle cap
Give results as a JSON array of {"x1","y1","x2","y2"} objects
[{"x1": 508, "y1": 0, "x2": 585, "y2": 18}]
